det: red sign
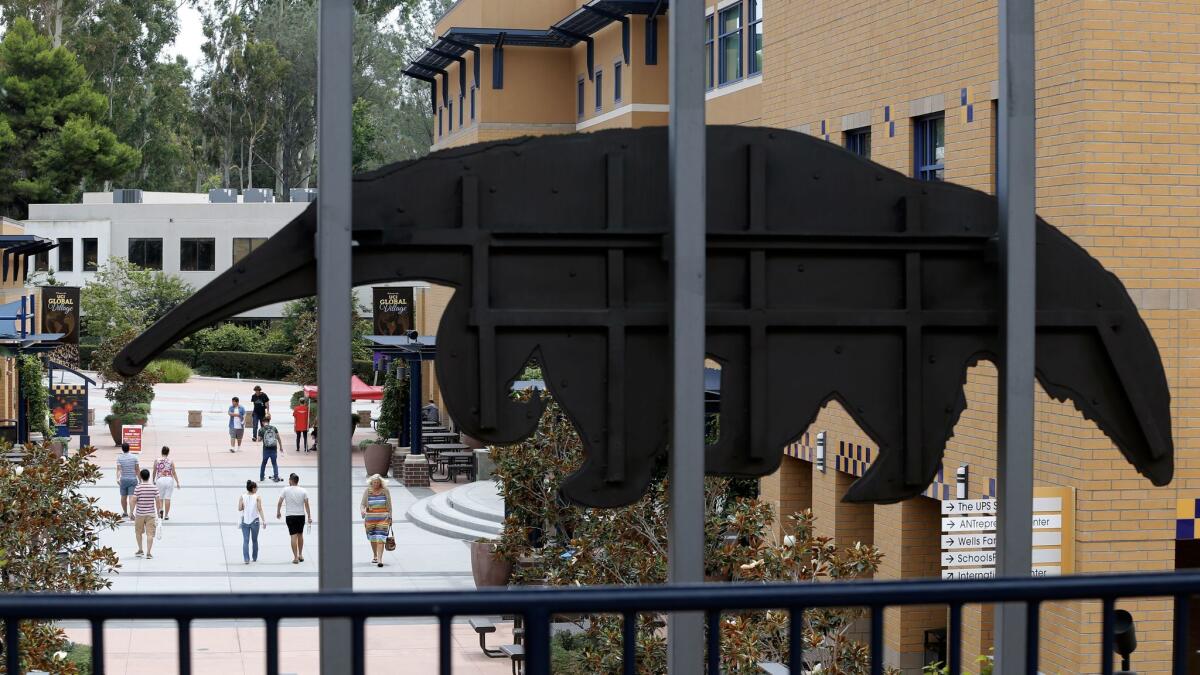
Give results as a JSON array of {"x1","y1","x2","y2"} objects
[{"x1": 121, "y1": 425, "x2": 143, "y2": 454}]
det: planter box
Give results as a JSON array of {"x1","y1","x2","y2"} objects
[
  {"x1": 363, "y1": 442, "x2": 393, "y2": 477},
  {"x1": 469, "y1": 540, "x2": 512, "y2": 588},
  {"x1": 187, "y1": 410, "x2": 203, "y2": 427}
]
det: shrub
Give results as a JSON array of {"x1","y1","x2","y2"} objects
[
  {"x1": 194, "y1": 323, "x2": 266, "y2": 353},
  {"x1": 18, "y1": 355, "x2": 52, "y2": 439},
  {"x1": 145, "y1": 359, "x2": 192, "y2": 383},
  {"x1": 195, "y1": 351, "x2": 291, "y2": 381}
]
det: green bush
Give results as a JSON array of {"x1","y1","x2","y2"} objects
[
  {"x1": 194, "y1": 323, "x2": 266, "y2": 353},
  {"x1": 196, "y1": 351, "x2": 291, "y2": 381},
  {"x1": 146, "y1": 359, "x2": 192, "y2": 383},
  {"x1": 81, "y1": 346, "x2": 194, "y2": 370}
]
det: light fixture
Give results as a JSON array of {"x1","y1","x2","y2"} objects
[{"x1": 816, "y1": 431, "x2": 826, "y2": 472}]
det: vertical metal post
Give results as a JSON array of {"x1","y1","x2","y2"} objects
[
  {"x1": 317, "y1": 0, "x2": 354, "y2": 672},
  {"x1": 408, "y1": 355, "x2": 422, "y2": 454},
  {"x1": 995, "y1": 0, "x2": 1036, "y2": 667},
  {"x1": 667, "y1": 0, "x2": 706, "y2": 670}
]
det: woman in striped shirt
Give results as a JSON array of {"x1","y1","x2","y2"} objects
[
  {"x1": 359, "y1": 475, "x2": 392, "y2": 567},
  {"x1": 133, "y1": 469, "x2": 159, "y2": 559}
]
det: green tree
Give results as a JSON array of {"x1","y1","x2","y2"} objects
[
  {"x1": 0, "y1": 445, "x2": 120, "y2": 673},
  {"x1": 352, "y1": 98, "x2": 382, "y2": 173},
  {"x1": 0, "y1": 19, "x2": 139, "y2": 218},
  {"x1": 80, "y1": 258, "x2": 193, "y2": 340}
]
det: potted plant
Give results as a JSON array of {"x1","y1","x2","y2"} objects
[
  {"x1": 105, "y1": 403, "x2": 149, "y2": 445},
  {"x1": 468, "y1": 538, "x2": 512, "y2": 588},
  {"x1": 359, "y1": 437, "x2": 394, "y2": 477},
  {"x1": 93, "y1": 327, "x2": 158, "y2": 444}
]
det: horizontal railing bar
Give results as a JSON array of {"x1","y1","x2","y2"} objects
[{"x1": 6, "y1": 571, "x2": 1200, "y2": 621}]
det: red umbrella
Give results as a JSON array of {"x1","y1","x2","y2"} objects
[{"x1": 302, "y1": 376, "x2": 383, "y2": 401}]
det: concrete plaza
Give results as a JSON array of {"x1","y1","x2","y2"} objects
[{"x1": 58, "y1": 374, "x2": 514, "y2": 674}]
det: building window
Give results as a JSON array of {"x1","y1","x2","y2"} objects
[
  {"x1": 128, "y1": 238, "x2": 163, "y2": 270},
  {"x1": 718, "y1": 3, "x2": 743, "y2": 86},
  {"x1": 180, "y1": 238, "x2": 216, "y2": 271},
  {"x1": 614, "y1": 62, "x2": 623, "y2": 103},
  {"x1": 458, "y1": 96, "x2": 464, "y2": 127},
  {"x1": 34, "y1": 250, "x2": 48, "y2": 272},
  {"x1": 232, "y1": 237, "x2": 267, "y2": 265},
  {"x1": 577, "y1": 77, "x2": 585, "y2": 119},
  {"x1": 438, "y1": 107, "x2": 442, "y2": 136},
  {"x1": 470, "y1": 87, "x2": 476, "y2": 120},
  {"x1": 914, "y1": 114, "x2": 945, "y2": 181},
  {"x1": 705, "y1": 14, "x2": 714, "y2": 90},
  {"x1": 748, "y1": 0, "x2": 763, "y2": 75},
  {"x1": 845, "y1": 127, "x2": 871, "y2": 159},
  {"x1": 594, "y1": 70, "x2": 603, "y2": 111},
  {"x1": 57, "y1": 238, "x2": 73, "y2": 272},
  {"x1": 82, "y1": 238, "x2": 98, "y2": 271},
  {"x1": 448, "y1": 100, "x2": 453, "y2": 131}
]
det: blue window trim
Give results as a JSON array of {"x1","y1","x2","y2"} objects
[
  {"x1": 448, "y1": 100, "x2": 453, "y2": 131},
  {"x1": 458, "y1": 95, "x2": 464, "y2": 127},
  {"x1": 577, "y1": 77, "x2": 585, "y2": 119},
  {"x1": 845, "y1": 127, "x2": 871, "y2": 158},
  {"x1": 470, "y1": 87, "x2": 476, "y2": 120},
  {"x1": 914, "y1": 113, "x2": 945, "y2": 181},
  {"x1": 438, "y1": 107, "x2": 442, "y2": 136},
  {"x1": 717, "y1": 3, "x2": 743, "y2": 87},
  {"x1": 705, "y1": 14, "x2": 714, "y2": 90},
  {"x1": 748, "y1": 0, "x2": 763, "y2": 76},
  {"x1": 613, "y1": 61, "x2": 623, "y2": 103},
  {"x1": 594, "y1": 69, "x2": 603, "y2": 111}
]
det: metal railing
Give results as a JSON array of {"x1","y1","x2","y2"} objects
[{"x1": 2, "y1": 571, "x2": 1199, "y2": 675}]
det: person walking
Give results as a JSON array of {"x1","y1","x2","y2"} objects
[
  {"x1": 228, "y1": 397, "x2": 246, "y2": 453},
  {"x1": 276, "y1": 473, "x2": 313, "y2": 564},
  {"x1": 152, "y1": 446, "x2": 181, "y2": 520},
  {"x1": 250, "y1": 385, "x2": 270, "y2": 442},
  {"x1": 359, "y1": 474, "x2": 392, "y2": 567},
  {"x1": 259, "y1": 414, "x2": 282, "y2": 483},
  {"x1": 292, "y1": 397, "x2": 310, "y2": 452},
  {"x1": 132, "y1": 469, "x2": 159, "y2": 559},
  {"x1": 238, "y1": 480, "x2": 266, "y2": 564},
  {"x1": 115, "y1": 442, "x2": 139, "y2": 520}
]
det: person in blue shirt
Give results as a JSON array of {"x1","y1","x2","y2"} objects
[{"x1": 228, "y1": 396, "x2": 246, "y2": 453}]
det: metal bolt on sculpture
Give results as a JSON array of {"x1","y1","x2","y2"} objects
[{"x1": 114, "y1": 127, "x2": 1173, "y2": 507}]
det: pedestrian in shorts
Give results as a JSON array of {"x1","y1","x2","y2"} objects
[
  {"x1": 228, "y1": 396, "x2": 246, "y2": 453},
  {"x1": 276, "y1": 473, "x2": 313, "y2": 564},
  {"x1": 152, "y1": 446, "x2": 180, "y2": 520},
  {"x1": 133, "y1": 469, "x2": 159, "y2": 559},
  {"x1": 115, "y1": 443, "x2": 139, "y2": 520}
]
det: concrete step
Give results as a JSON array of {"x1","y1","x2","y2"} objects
[
  {"x1": 446, "y1": 481, "x2": 504, "y2": 524},
  {"x1": 427, "y1": 490, "x2": 503, "y2": 536},
  {"x1": 407, "y1": 497, "x2": 496, "y2": 542}
]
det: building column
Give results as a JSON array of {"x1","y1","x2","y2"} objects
[
  {"x1": 812, "y1": 464, "x2": 874, "y2": 549},
  {"x1": 874, "y1": 497, "x2": 942, "y2": 673},
  {"x1": 760, "y1": 454, "x2": 813, "y2": 539}
]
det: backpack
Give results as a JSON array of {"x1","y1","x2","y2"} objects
[{"x1": 262, "y1": 425, "x2": 279, "y2": 449}]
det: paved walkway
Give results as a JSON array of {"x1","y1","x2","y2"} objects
[{"x1": 59, "y1": 374, "x2": 514, "y2": 674}]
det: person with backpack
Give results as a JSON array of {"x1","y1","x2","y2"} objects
[{"x1": 259, "y1": 414, "x2": 282, "y2": 483}]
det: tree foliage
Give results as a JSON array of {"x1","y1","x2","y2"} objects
[
  {"x1": 79, "y1": 257, "x2": 193, "y2": 340},
  {"x1": 0, "y1": 18, "x2": 139, "y2": 218},
  {"x1": 493, "y1": 395, "x2": 891, "y2": 674},
  {"x1": 0, "y1": 444, "x2": 121, "y2": 674}
]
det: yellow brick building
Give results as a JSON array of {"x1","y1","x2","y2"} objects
[{"x1": 408, "y1": 1, "x2": 1200, "y2": 671}]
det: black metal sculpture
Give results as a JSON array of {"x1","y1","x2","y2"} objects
[{"x1": 114, "y1": 127, "x2": 1173, "y2": 507}]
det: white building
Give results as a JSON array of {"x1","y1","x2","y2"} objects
[{"x1": 23, "y1": 190, "x2": 313, "y2": 319}]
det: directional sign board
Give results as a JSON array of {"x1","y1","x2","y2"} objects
[
  {"x1": 943, "y1": 533, "x2": 997, "y2": 550},
  {"x1": 942, "y1": 568, "x2": 996, "y2": 580},
  {"x1": 941, "y1": 516, "x2": 996, "y2": 532},
  {"x1": 944, "y1": 550, "x2": 997, "y2": 567},
  {"x1": 940, "y1": 499, "x2": 998, "y2": 515}
]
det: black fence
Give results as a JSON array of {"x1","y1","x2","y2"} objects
[{"x1": 2, "y1": 571, "x2": 1198, "y2": 675}]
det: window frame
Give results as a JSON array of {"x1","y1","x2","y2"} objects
[
  {"x1": 717, "y1": 3, "x2": 743, "y2": 86},
  {"x1": 438, "y1": 106, "x2": 443, "y2": 136},
  {"x1": 594, "y1": 69, "x2": 604, "y2": 111},
  {"x1": 613, "y1": 61, "x2": 623, "y2": 103},
  {"x1": 458, "y1": 94, "x2": 464, "y2": 127},
  {"x1": 914, "y1": 113, "x2": 946, "y2": 181},
  {"x1": 82, "y1": 238, "x2": 98, "y2": 272},
  {"x1": 748, "y1": 0, "x2": 763, "y2": 76},
  {"x1": 232, "y1": 237, "x2": 268, "y2": 265},
  {"x1": 704, "y1": 13, "x2": 715, "y2": 90},
  {"x1": 34, "y1": 250, "x2": 48, "y2": 272},
  {"x1": 127, "y1": 238, "x2": 163, "y2": 271},
  {"x1": 448, "y1": 99, "x2": 454, "y2": 131},
  {"x1": 470, "y1": 86, "x2": 476, "y2": 120},
  {"x1": 179, "y1": 237, "x2": 216, "y2": 272},
  {"x1": 57, "y1": 238, "x2": 73, "y2": 272},
  {"x1": 844, "y1": 127, "x2": 872, "y2": 159},
  {"x1": 577, "y1": 77, "x2": 585, "y2": 119}
]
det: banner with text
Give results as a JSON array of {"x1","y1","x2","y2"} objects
[{"x1": 373, "y1": 287, "x2": 414, "y2": 336}]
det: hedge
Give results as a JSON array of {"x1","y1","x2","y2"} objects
[{"x1": 196, "y1": 351, "x2": 291, "y2": 380}]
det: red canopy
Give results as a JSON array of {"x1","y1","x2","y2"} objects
[{"x1": 302, "y1": 375, "x2": 383, "y2": 401}]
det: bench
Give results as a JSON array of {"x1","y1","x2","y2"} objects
[
  {"x1": 500, "y1": 644, "x2": 524, "y2": 675},
  {"x1": 469, "y1": 617, "x2": 505, "y2": 658}
]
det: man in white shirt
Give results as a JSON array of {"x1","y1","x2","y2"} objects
[{"x1": 276, "y1": 473, "x2": 313, "y2": 564}]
